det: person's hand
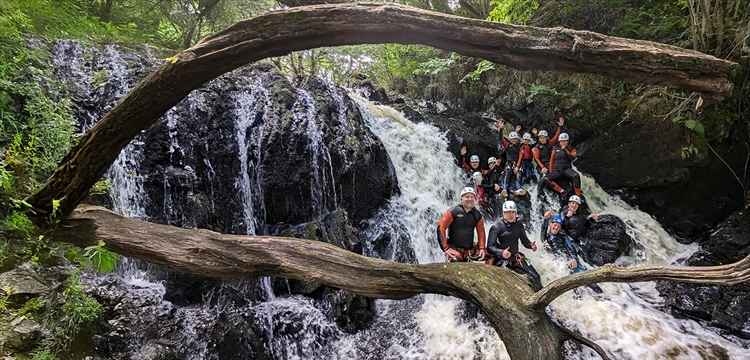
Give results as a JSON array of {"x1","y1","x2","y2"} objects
[
  {"x1": 569, "y1": 258, "x2": 578, "y2": 269},
  {"x1": 515, "y1": 124, "x2": 521, "y2": 132},
  {"x1": 544, "y1": 209, "x2": 552, "y2": 219},
  {"x1": 497, "y1": 119, "x2": 504, "y2": 128},
  {"x1": 541, "y1": 167, "x2": 548, "y2": 174},
  {"x1": 513, "y1": 167, "x2": 518, "y2": 174},
  {"x1": 476, "y1": 248, "x2": 486, "y2": 261},
  {"x1": 460, "y1": 146, "x2": 467, "y2": 156},
  {"x1": 445, "y1": 248, "x2": 461, "y2": 262},
  {"x1": 531, "y1": 241, "x2": 537, "y2": 252},
  {"x1": 502, "y1": 247, "x2": 511, "y2": 259},
  {"x1": 558, "y1": 117, "x2": 565, "y2": 127},
  {"x1": 591, "y1": 213, "x2": 598, "y2": 221},
  {"x1": 532, "y1": 127, "x2": 538, "y2": 135},
  {"x1": 567, "y1": 209, "x2": 574, "y2": 217},
  {"x1": 494, "y1": 184, "x2": 500, "y2": 191}
]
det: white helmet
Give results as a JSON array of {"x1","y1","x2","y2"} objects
[
  {"x1": 509, "y1": 132, "x2": 519, "y2": 140},
  {"x1": 522, "y1": 133, "x2": 532, "y2": 140},
  {"x1": 472, "y1": 172, "x2": 483, "y2": 180},
  {"x1": 488, "y1": 157, "x2": 497, "y2": 164},
  {"x1": 502, "y1": 201, "x2": 517, "y2": 212},
  {"x1": 538, "y1": 130, "x2": 549, "y2": 137},
  {"x1": 559, "y1": 133, "x2": 570, "y2": 141},
  {"x1": 470, "y1": 155, "x2": 480, "y2": 163},
  {"x1": 569, "y1": 195, "x2": 582, "y2": 204},
  {"x1": 460, "y1": 187, "x2": 476, "y2": 197}
]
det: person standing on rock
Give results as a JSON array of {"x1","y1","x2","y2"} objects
[
  {"x1": 483, "y1": 157, "x2": 502, "y2": 198},
  {"x1": 544, "y1": 131, "x2": 581, "y2": 202},
  {"x1": 437, "y1": 187, "x2": 487, "y2": 262},
  {"x1": 496, "y1": 118, "x2": 524, "y2": 198},
  {"x1": 519, "y1": 133, "x2": 536, "y2": 185},
  {"x1": 532, "y1": 117, "x2": 564, "y2": 197},
  {"x1": 560, "y1": 195, "x2": 597, "y2": 264},
  {"x1": 486, "y1": 201, "x2": 542, "y2": 291}
]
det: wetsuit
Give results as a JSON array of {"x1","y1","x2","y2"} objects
[
  {"x1": 461, "y1": 157, "x2": 487, "y2": 176},
  {"x1": 500, "y1": 136, "x2": 523, "y2": 192},
  {"x1": 486, "y1": 218, "x2": 541, "y2": 290},
  {"x1": 560, "y1": 205, "x2": 593, "y2": 264},
  {"x1": 541, "y1": 218, "x2": 585, "y2": 273},
  {"x1": 532, "y1": 127, "x2": 561, "y2": 194},
  {"x1": 519, "y1": 142, "x2": 535, "y2": 184},
  {"x1": 545, "y1": 144, "x2": 581, "y2": 197},
  {"x1": 437, "y1": 205, "x2": 487, "y2": 262}
]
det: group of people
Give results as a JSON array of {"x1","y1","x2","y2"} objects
[
  {"x1": 461, "y1": 117, "x2": 585, "y2": 207},
  {"x1": 439, "y1": 116, "x2": 600, "y2": 291}
]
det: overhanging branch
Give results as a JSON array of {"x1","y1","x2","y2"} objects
[
  {"x1": 27, "y1": 3, "x2": 738, "y2": 220},
  {"x1": 527, "y1": 256, "x2": 750, "y2": 311}
]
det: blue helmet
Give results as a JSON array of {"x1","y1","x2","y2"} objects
[{"x1": 552, "y1": 216, "x2": 563, "y2": 224}]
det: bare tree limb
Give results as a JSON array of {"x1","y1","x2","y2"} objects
[
  {"x1": 49, "y1": 205, "x2": 569, "y2": 360},
  {"x1": 26, "y1": 4, "x2": 739, "y2": 220},
  {"x1": 555, "y1": 323, "x2": 611, "y2": 360},
  {"x1": 527, "y1": 256, "x2": 750, "y2": 311}
]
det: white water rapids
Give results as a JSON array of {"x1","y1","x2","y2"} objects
[{"x1": 345, "y1": 96, "x2": 748, "y2": 359}]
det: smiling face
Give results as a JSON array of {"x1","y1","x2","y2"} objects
[
  {"x1": 568, "y1": 201, "x2": 579, "y2": 213},
  {"x1": 550, "y1": 222, "x2": 561, "y2": 234},
  {"x1": 538, "y1": 135, "x2": 548, "y2": 144},
  {"x1": 511, "y1": 138, "x2": 519, "y2": 145},
  {"x1": 559, "y1": 139, "x2": 569, "y2": 148},
  {"x1": 461, "y1": 193, "x2": 476, "y2": 210},
  {"x1": 471, "y1": 161, "x2": 480, "y2": 169}
]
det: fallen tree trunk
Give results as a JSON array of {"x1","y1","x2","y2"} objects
[
  {"x1": 51, "y1": 205, "x2": 569, "y2": 360},
  {"x1": 27, "y1": 3, "x2": 737, "y2": 219},
  {"x1": 51, "y1": 205, "x2": 750, "y2": 360}
]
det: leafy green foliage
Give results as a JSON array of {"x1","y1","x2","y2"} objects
[
  {"x1": 681, "y1": 144, "x2": 698, "y2": 159},
  {"x1": 84, "y1": 240, "x2": 121, "y2": 272},
  {"x1": 31, "y1": 349, "x2": 57, "y2": 360},
  {"x1": 525, "y1": 84, "x2": 558, "y2": 103},
  {"x1": 672, "y1": 114, "x2": 705, "y2": 135},
  {"x1": 459, "y1": 60, "x2": 495, "y2": 83},
  {"x1": 488, "y1": 0, "x2": 539, "y2": 24},
  {"x1": 19, "y1": 296, "x2": 44, "y2": 317}
]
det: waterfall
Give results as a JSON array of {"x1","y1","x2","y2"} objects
[{"x1": 51, "y1": 40, "x2": 748, "y2": 359}]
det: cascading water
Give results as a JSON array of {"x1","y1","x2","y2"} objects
[{"x1": 51, "y1": 40, "x2": 748, "y2": 359}]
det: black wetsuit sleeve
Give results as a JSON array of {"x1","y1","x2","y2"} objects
[{"x1": 486, "y1": 224, "x2": 503, "y2": 257}]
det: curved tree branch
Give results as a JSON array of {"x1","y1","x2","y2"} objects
[
  {"x1": 555, "y1": 323, "x2": 611, "y2": 360},
  {"x1": 527, "y1": 256, "x2": 750, "y2": 311},
  {"x1": 27, "y1": 3, "x2": 738, "y2": 219}
]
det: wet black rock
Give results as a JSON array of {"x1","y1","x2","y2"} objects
[
  {"x1": 578, "y1": 215, "x2": 634, "y2": 266},
  {"x1": 657, "y1": 210, "x2": 750, "y2": 338}
]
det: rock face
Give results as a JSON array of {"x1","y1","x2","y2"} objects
[
  {"x1": 657, "y1": 210, "x2": 750, "y2": 338},
  {"x1": 578, "y1": 215, "x2": 634, "y2": 266},
  {"x1": 1, "y1": 316, "x2": 43, "y2": 352},
  {"x1": 0, "y1": 265, "x2": 47, "y2": 308}
]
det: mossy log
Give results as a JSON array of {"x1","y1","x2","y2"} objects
[{"x1": 27, "y1": 3, "x2": 737, "y2": 219}]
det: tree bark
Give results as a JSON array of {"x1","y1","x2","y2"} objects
[
  {"x1": 26, "y1": 4, "x2": 739, "y2": 219},
  {"x1": 51, "y1": 205, "x2": 568, "y2": 360},
  {"x1": 50, "y1": 205, "x2": 750, "y2": 360}
]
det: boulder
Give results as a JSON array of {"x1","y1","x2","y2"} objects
[
  {"x1": 2, "y1": 316, "x2": 43, "y2": 352},
  {"x1": 578, "y1": 215, "x2": 634, "y2": 266},
  {"x1": 0, "y1": 265, "x2": 47, "y2": 308},
  {"x1": 657, "y1": 210, "x2": 750, "y2": 338}
]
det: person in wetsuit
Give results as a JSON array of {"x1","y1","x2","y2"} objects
[
  {"x1": 437, "y1": 187, "x2": 487, "y2": 262},
  {"x1": 541, "y1": 210, "x2": 585, "y2": 272},
  {"x1": 482, "y1": 157, "x2": 502, "y2": 200},
  {"x1": 560, "y1": 195, "x2": 597, "y2": 264},
  {"x1": 532, "y1": 117, "x2": 564, "y2": 196},
  {"x1": 460, "y1": 147, "x2": 485, "y2": 176},
  {"x1": 544, "y1": 132, "x2": 581, "y2": 202},
  {"x1": 496, "y1": 118, "x2": 523, "y2": 197},
  {"x1": 486, "y1": 201, "x2": 541, "y2": 291},
  {"x1": 519, "y1": 133, "x2": 536, "y2": 185}
]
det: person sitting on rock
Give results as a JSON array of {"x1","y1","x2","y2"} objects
[
  {"x1": 460, "y1": 146, "x2": 485, "y2": 176},
  {"x1": 560, "y1": 195, "x2": 597, "y2": 264},
  {"x1": 469, "y1": 171, "x2": 493, "y2": 207},
  {"x1": 483, "y1": 157, "x2": 502, "y2": 198},
  {"x1": 437, "y1": 187, "x2": 487, "y2": 262},
  {"x1": 486, "y1": 201, "x2": 541, "y2": 291},
  {"x1": 532, "y1": 117, "x2": 564, "y2": 196},
  {"x1": 544, "y1": 132, "x2": 581, "y2": 202},
  {"x1": 541, "y1": 210, "x2": 585, "y2": 273},
  {"x1": 496, "y1": 118, "x2": 524, "y2": 198},
  {"x1": 519, "y1": 133, "x2": 536, "y2": 185}
]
